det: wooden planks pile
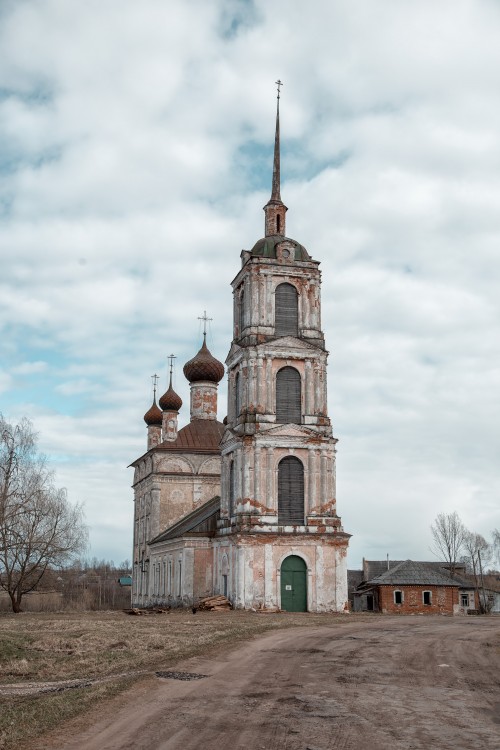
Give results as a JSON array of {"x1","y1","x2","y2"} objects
[
  {"x1": 198, "y1": 595, "x2": 232, "y2": 611},
  {"x1": 123, "y1": 607, "x2": 169, "y2": 615}
]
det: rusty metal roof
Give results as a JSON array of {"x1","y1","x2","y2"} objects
[
  {"x1": 183, "y1": 338, "x2": 224, "y2": 384},
  {"x1": 250, "y1": 234, "x2": 311, "y2": 261},
  {"x1": 143, "y1": 400, "x2": 162, "y2": 426},
  {"x1": 153, "y1": 419, "x2": 224, "y2": 453},
  {"x1": 159, "y1": 384, "x2": 182, "y2": 412}
]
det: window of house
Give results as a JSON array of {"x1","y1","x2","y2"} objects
[
  {"x1": 394, "y1": 590, "x2": 403, "y2": 605},
  {"x1": 278, "y1": 456, "x2": 304, "y2": 525},
  {"x1": 275, "y1": 283, "x2": 298, "y2": 337},
  {"x1": 423, "y1": 590, "x2": 432, "y2": 605},
  {"x1": 276, "y1": 366, "x2": 301, "y2": 424},
  {"x1": 461, "y1": 593, "x2": 469, "y2": 607},
  {"x1": 178, "y1": 560, "x2": 182, "y2": 597}
]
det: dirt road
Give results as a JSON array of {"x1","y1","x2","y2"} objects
[{"x1": 50, "y1": 616, "x2": 500, "y2": 750}]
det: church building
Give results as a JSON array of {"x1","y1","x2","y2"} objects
[{"x1": 131, "y1": 91, "x2": 350, "y2": 612}]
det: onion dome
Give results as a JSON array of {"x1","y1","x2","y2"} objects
[
  {"x1": 159, "y1": 378, "x2": 183, "y2": 412},
  {"x1": 144, "y1": 399, "x2": 162, "y2": 426},
  {"x1": 183, "y1": 337, "x2": 224, "y2": 384}
]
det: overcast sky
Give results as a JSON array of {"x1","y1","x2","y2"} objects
[{"x1": 1, "y1": 0, "x2": 499, "y2": 569}]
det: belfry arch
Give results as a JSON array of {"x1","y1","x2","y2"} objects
[
  {"x1": 275, "y1": 282, "x2": 298, "y2": 337},
  {"x1": 278, "y1": 456, "x2": 305, "y2": 525}
]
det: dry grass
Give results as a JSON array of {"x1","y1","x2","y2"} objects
[{"x1": 0, "y1": 609, "x2": 349, "y2": 749}]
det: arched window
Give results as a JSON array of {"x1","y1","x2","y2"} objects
[
  {"x1": 239, "y1": 286, "x2": 245, "y2": 336},
  {"x1": 275, "y1": 283, "x2": 298, "y2": 337},
  {"x1": 276, "y1": 366, "x2": 301, "y2": 424},
  {"x1": 234, "y1": 371, "x2": 241, "y2": 418},
  {"x1": 278, "y1": 456, "x2": 305, "y2": 525},
  {"x1": 229, "y1": 459, "x2": 235, "y2": 517}
]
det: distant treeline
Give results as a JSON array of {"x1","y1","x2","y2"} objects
[{"x1": 0, "y1": 558, "x2": 132, "y2": 613}]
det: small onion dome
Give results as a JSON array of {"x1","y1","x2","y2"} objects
[
  {"x1": 183, "y1": 338, "x2": 224, "y2": 384},
  {"x1": 159, "y1": 384, "x2": 183, "y2": 412},
  {"x1": 144, "y1": 400, "x2": 162, "y2": 426}
]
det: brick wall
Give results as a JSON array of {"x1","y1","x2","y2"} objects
[{"x1": 378, "y1": 585, "x2": 458, "y2": 614}]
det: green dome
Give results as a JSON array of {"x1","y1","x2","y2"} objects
[{"x1": 250, "y1": 234, "x2": 311, "y2": 261}]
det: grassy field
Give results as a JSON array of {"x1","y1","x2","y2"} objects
[{"x1": 0, "y1": 609, "x2": 349, "y2": 749}]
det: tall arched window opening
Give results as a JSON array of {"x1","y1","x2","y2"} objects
[
  {"x1": 275, "y1": 283, "x2": 298, "y2": 337},
  {"x1": 239, "y1": 287, "x2": 245, "y2": 336},
  {"x1": 234, "y1": 371, "x2": 241, "y2": 419},
  {"x1": 278, "y1": 457, "x2": 305, "y2": 525},
  {"x1": 229, "y1": 459, "x2": 235, "y2": 517},
  {"x1": 276, "y1": 366, "x2": 301, "y2": 424}
]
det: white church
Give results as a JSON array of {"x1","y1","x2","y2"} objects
[{"x1": 131, "y1": 92, "x2": 350, "y2": 612}]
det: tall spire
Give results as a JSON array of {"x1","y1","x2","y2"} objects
[
  {"x1": 271, "y1": 79, "x2": 283, "y2": 201},
  {"x1": 264, "y1": 80, "x2": 287, "y2": 238}
]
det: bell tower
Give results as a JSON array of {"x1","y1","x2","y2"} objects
[{"x1": 218, "y1": 84, "x2": 350, "y2": 612}]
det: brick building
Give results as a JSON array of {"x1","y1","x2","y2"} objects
[
  {"x1": 130, "y1": 92, "x2": 350, "y2": 611},
  {"x1": 352, "y1": 559, "x2": 477, "y2": 615}
]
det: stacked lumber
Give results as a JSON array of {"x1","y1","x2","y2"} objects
[
  {"x1": 198, "y1": 595, "x2": 232, "y2": 611},
  {"x1": 123, "y1": 607, "x2": 169, "y2": 615}
]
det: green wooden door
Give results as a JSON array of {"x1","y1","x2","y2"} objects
[{"x1": 280, "y1": 556, "x2": 307, "y2": 612}]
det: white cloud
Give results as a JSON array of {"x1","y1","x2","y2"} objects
[
  {"x1": 11, "y1": 360, "x2": 48, "y2": 374},
  {"x1": 1, "y1": 0, "x2": 499, "y2": 568}
]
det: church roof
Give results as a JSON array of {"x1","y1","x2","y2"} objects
[
  {"x1": 159, "y1": 382, "x2": 182, "y2": 412},
  {"x1": 153, "y1": 418, "x2": 224, "y2": 453},
  {"x1": 150, "y1": 495, "x2": 220, "y2": 543},
  {"x1": 183, "y1": 337, "x2": 225, "y2": 384},
  {"x1": 143, "y1": 399, "x2": 162, "y2": 426},
  {"x1": 250, "y1": 234, "x2": 311, "y2": 261}
]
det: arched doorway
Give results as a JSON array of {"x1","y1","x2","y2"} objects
[{"x1": 280, "y1": 555, "x2": 307, "y2": 612}]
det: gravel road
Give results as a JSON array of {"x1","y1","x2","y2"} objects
[{"x1": 50, "y1": 615, "x2": 500, "y2": 750}]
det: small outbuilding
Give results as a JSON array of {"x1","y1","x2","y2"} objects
[{"x1": 352, "y1": 560, "x2": 477, "y2": 615}]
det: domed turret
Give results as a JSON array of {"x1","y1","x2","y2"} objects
[
  {"x1": 144, "y1": 399, "x2": 162, "y2": 426},
  {"x1": 159, "y1": 384, "x2": 182, "y2": 412},
  {"x1": 183, "y1": 332, "x2": 224, "y2": 422},
  {"x1": 183, "y1": 337, "x2": 224, "y2": 384},
  {"x1": 159, "y1": 361, "x2": 182, "y2": 443},
  {"x1": 144, "y1": 380, "x2": 163, "y2": 451}
]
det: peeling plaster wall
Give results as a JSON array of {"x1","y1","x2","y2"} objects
[
  {"x1": 214, "y1": 535, "x2": 349, "y2": 612},
  {"x1": 131, "y1": 451, "x2": 221, "y2": 607}
]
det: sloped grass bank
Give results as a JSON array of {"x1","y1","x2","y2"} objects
[{"x1": 0, "y1": 609, "x2": 346, "y2": 749}]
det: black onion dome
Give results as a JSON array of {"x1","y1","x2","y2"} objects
[
  {"x1": 144, "y1": 400, "x2": 162, "y2": 426},
  {"x1": 183, "y1": 338, "x2": 224, "y2": 384},
  {"x1": 159, "y1": 384, "x2": 182, "y2": 412}
]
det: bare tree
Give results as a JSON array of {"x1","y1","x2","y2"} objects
[
  {"x1": 493, "y1": 529, "x2": 500, "y2": 568},
  {"x1": 0, "y1": 415, "x2": 88, "y2": 612},
  {"x1": 462, "y1": 530, "x2": 492, "y2": 613},
  {"x1": 430, "y1": 512, "x2": 466, "y2": 576}
]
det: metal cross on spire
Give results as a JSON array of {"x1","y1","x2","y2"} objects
[
  {"x1": 198, "y1": 310, "x2": 213, "y2": 340},
  {"x1": 275, "y1": 79, "x2": 283, "y2": 100},
  {"x1": 167, "y1": 354, "x2": 176, "y2": 384},
  {"x1": 151, "y1": 373, "x2": 159, "y2": 400}
]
